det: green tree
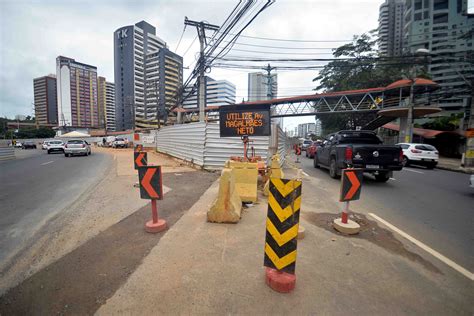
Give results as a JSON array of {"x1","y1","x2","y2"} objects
[{"x1": 313, "y1": 32, "x2": 421, "y2": 134}]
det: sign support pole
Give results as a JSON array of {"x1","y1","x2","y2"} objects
[{"x1": 341, "y1": 201, "x2": 349, "y2": 224}]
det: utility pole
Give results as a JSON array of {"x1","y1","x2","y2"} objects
[
  {"x1": 184, "y1": 17, "x2": 219, "y2": 122},
  {"x1": 262, "y1": 64, "x2": 276, "y2": 100},
  {"x1": 464, "y1": 78, "x2": 474, "y2": 168}
]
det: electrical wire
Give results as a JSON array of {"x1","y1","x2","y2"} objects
[{"x1": 174, "y1": 25, "x2": 187, "y2": 53}]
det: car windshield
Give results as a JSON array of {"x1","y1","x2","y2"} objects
[
  {"x1": 67, "y1": 140, "x2": 84, "y2": 144},
  {"x1": 303, "y1": 140, "x2": 312, "y2": 144},
  {"x1": 116, "y1": 138, "x2": 124, "y2": 141},
  {"x1": 338, "y1": 132, "x2": 382, "y2": 144},
  {"x1": 50, "y1": 141, "x2": 62, "y2": 145}
]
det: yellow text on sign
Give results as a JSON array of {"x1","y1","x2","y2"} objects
[{"x1": 225, "y1": 112, "x2": 264, "y2": 135}]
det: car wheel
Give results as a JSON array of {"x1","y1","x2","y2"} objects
[
  {"x1": 65, "y1": 153, "x2": 69, "y2": 157},
  {"x1": 313, "y1": 154, "x2": 320, "y2": 168},
  {"x1": 426, "y1": 163, "x2": 436, "y2": 170},
  {"x1": 402, "y1": 156, "x2": 409, "y2": 167},
  {"x1": 375, "y1": 172, "x2": 390, "y2": 182},
  {"x1": 329, "y1": 157, "x2": 340, "y2": 179},
  {"x1": 47, "y1": 150, "x2": 51, "y2": 154}
]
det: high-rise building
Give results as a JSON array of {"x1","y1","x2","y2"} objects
[
  {"x1": 403, "y1": 0, "x2": 473, "y2": 111},
  {"x1": 182, "y1": 76, "x2": 236, "y2": 109},
  {"x1": 248, "y1": 72, "x2": 277, "y2": 102},
  {"x1": 97, "y1": 76, "x2": 107, "y2": 129},
  {"x1": 114, "y1": 20, "x2": 182, "y2": 130},
  {"x1": 105, "y1": 81, "x2": 116, "y2": 131},
  {"x1": 297, "y1": 123, "x2": 316, "y2": 138},
  {"x1": 145, "y1": 48, "x2": 183, "y2": 126},
  {"x1": 378, "y1": 0, "x2": 405, "y2": 56},
  {"x1": 33, "y1": 74, "x2": 58, "y2": 125},
  {"x1": 315, "y1": 119, "x2": 322, "y2": 137},
  {"x1": 56, "y1": 56, "x2": 99, "y2": 128}
]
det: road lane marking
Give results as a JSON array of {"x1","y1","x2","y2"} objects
[
  {"x1": 41, "y1": 161, "x2": 55, "y2": 166},
  {"x1": 390, "y1": 178, "x2": 396, "y2": 181},
  {"x1": 302, "y1": 171, "x2": 309, "y2": 177},
  {"x1": 403, "y1": 168, "x2": 424, "y2": 174},
  {"x1": 368, "y1": 212, "x2": 474, "y2": 281}
]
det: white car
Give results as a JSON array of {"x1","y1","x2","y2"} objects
[
  {"x1": 42, "y1": 140, "x2": 51, "y2": 150},
  {"x1": 14, "y1": 142, "x2": 22, "y2": 148},
  {"x1": 112, "y1": 138, "x2": 128, "y2": 148},
  {"x1": 397, "y1": 143, "x2": 439, "y2": 169},
  {"x1": 470, "y1": 175, "x2": 474, "y2": 189},
  {"x1": 47, "y1": 140, "x2": 65, "y2": 154},
  {"x1": 64, "y1": 139, "x2": 91, "y2": 157}
]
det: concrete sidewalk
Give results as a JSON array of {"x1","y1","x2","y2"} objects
[
  {"x1": 98, "y1": 174, "x2": 473, "y2": 314},
  {"x1": 437, "y1": 156, "x2": 474, "y2": 174}
]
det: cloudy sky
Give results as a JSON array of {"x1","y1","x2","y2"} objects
[{"x1": 0, "y1": 0, "x2": 382, "y2": 130}]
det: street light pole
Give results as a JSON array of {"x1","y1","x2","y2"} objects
[{"x1": 406, "y1": 78, "x2": 416, "y2": 143}]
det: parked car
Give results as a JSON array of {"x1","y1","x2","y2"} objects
[
  {"x1": 112, "y1": 137, "x2": 128, "y2": 148},
  {"x1": 22, "y1": 141, "x2": 37, "y2": 149},
  {"x1": 396, "y1": 143, "x2": 439, "y2": 169},
  {"x1": 301, "y1": 139, "x2": 312, "y2": 151},
  {"x1": 306, "y1": 142, "x2": 317, "y2": 158},
  {"x1": 47, "y1": 140, "x2": 65, "y2": 154},
  {"x1": 64, "y1": 139, "x2": 91, "y2": 157},
  {"x1": 313, "y1": 130, "x2": 403, "y2": 182}
]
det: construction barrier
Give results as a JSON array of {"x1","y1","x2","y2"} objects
[
  {"x1": 226, "y1": 160, "x2": 258, "y2": 203},
  {"x1": 264, "y1": 177, "x2": 302, "y2": 293},
  {"x1": 207, "y1": 167, "x2": 242, "y2": 223}
]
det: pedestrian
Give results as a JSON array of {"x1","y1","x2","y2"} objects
[{"x1": 102, "y1": 137, "x2": 106, "y2": 147}]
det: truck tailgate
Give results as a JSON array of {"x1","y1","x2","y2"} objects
[{"x1": 352, "y1": 145, "x2": 400, "y2": 165}]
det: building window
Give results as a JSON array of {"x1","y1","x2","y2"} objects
[
  {"x1": 433, "y1": 0, "x2": 448, "y2": 10},
  {"x1": 433, "y1": 13, "x2": 448, "y2": 24},
  {"x1": 415, "y1": 12, "x2": 422, "y2": 20},
  {"x1": 423, "y1": 10, "x2": 429, "y2": 19},
  {"x1": 415, "y1": 0, "x2": 422, "y2": 10},
  {"x1": 423, "y1": 0, "x2": 430, "y2": 8}
]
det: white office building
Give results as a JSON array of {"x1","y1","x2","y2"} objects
[{"x1": 183, "y1": 76, "x2": 236, "y2": 109}]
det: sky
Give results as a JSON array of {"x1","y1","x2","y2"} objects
[{"x1": 0, "y1": 0, "x2": 383, "y2": 131}]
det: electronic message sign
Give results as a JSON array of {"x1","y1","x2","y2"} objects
[{"x1": 219, "y1": 104, "x2": 271, "y2": 137}]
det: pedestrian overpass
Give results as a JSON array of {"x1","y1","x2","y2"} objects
[{"x1": 175, "y1": 78, "x2": 441, "y2": 130}]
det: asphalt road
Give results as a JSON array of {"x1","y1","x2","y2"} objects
[
  {"x1": 298, "y1": 154, "x2": 474, "y2": 272},
  {"x1": 0, "y1": 148, "x2": 111, "y2": 266}
]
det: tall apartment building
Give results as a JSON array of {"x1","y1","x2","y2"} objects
[
  {"x1": 378, "y1": 0, "x2": 405, "y2": 56},
  {"x1": 97, "y1": 76, "x2": 107, "y2": 129},
  {"x1": 403, "y1": 0, "x2": 473, "y2": 111},
  {"x1": 114, "y1": 20, "x2": 182, "y2": 130},
  {"x1": 33, "y1": 74, "x2": 58, "y2": 125},
  {"x1": 56, "y1": 56, "x2": 99, "y2": 127},
  {"x1": 183, "y1": 76, "x2": 236, "y2": 109},
  {"x1": 248, "y1": 72, "x2": 277, "y2": 102},
  {"x1": 297, "y1": 123, "x2": 316, "y2": 138},
  {"x1": 105, "y1": 81, "x2": 116, "y2": 131}
]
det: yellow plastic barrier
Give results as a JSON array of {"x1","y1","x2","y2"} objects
[{"x1": 208, "y1": 167, "x2": 242, "y2": 223}]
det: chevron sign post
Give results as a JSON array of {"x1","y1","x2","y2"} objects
[
  {"x1": 264, "y1": 177, "x2": 301, "y2": 293},
  {"x1": 134, "y1": 151, "x2": 148, "y2": 170},
  {"x1": 138, "y1": 166, "x2": 166, "y2": 233},
  {"x1": 333, "y1": 169, "x2": 363, "y2": 235}
]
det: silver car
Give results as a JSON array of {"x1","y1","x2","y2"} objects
[{"x1": 64, "y1": 139, "x2": 91, "y2": 157}]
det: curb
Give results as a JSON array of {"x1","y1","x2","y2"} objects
[{"x1": 436, "y1": 165, "x2": 474, "y2": 174}]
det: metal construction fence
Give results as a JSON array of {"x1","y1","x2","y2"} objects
[{"x1": 155, "y1": 122, "x2": 287, "y2": 170}]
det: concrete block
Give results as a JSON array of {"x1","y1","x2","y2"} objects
[
  {"x1": 228, "y1": 161, "x2": 258, "y2": 203},
  {"x1": 207, "y1": 168, "x2": 242, "y2": 223},
  {"x1": 333, "y1": 218, "x2": 360, "y2": 235}
]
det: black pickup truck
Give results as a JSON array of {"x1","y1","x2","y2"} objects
[{"x1": 313, "y1": 130, "x2": 403, "y2": 182}]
